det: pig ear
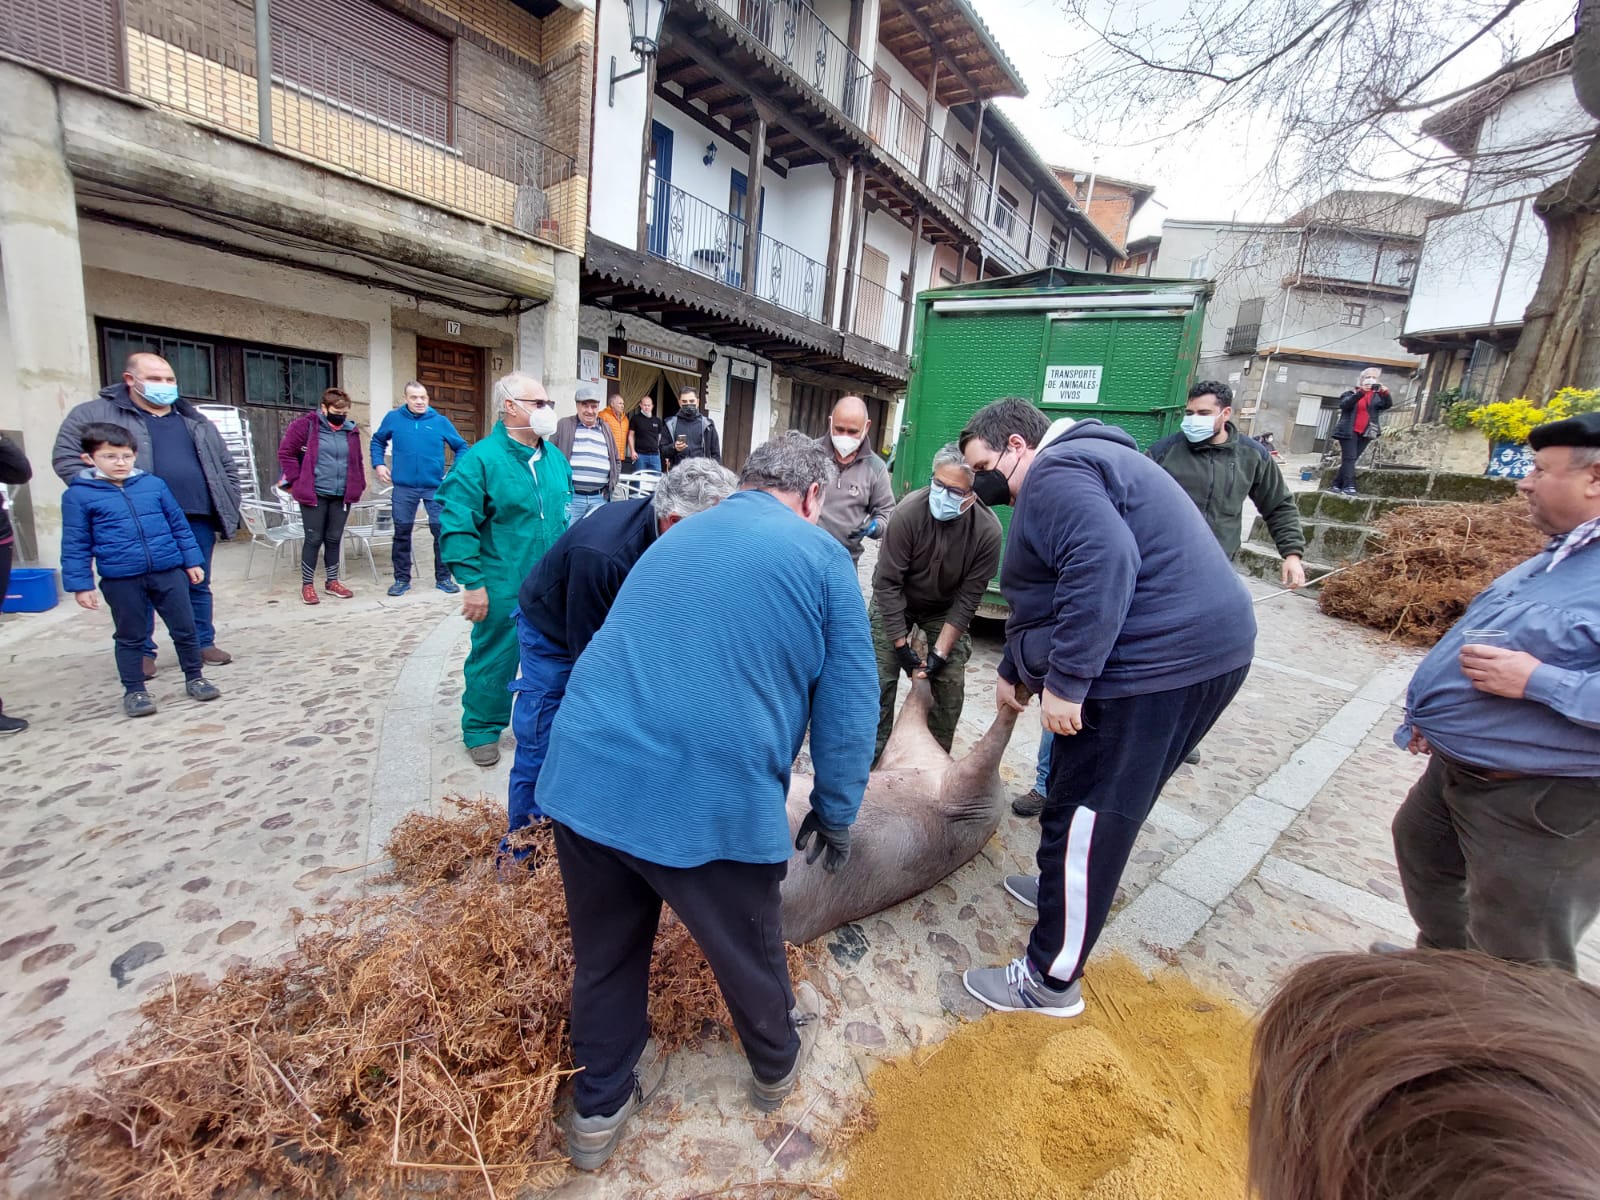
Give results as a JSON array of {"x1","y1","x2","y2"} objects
[{"x1": 876, "y1": 678, "x2": 951, "y2": 773}]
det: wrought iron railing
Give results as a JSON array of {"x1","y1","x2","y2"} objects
[
  {"x1": 756, "y1": 233, "x2": 826, "y2": 322},
  {"x1": 0, "y1": 0, "x2": 582, "y2": 249},
  {"x1": 845, "y1": 270, "x2": 907, "y2": 351},
  {"x1": 1225, "y1": 323, "x2": 1261, "y2": 355},
  {"x1": 707, "y1": 0, "x2": 873, "y2": 123},
  {"x1": 928, "y1": 131, "x2": 980, "y2": 213},
  {"x1": 865, "y1": 75, "x2": 931, "y2": 175}
]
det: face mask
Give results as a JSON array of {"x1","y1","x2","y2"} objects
[
  {"x1": 138, "y1": 381, "x2": 179, "y2": 407},
  {"x1": 1181, "y1": 414, "x2": 1219, "y2": 443},
  {"x1": 928, "y1": 482, "x2": 967, "y2": 521},
  {"x1": 832, "y1": 433, "x2": 863, "y2": 458},
  {"x1": 973, "y1": 468, "x2": 1011, "y2": 508},
  {"x1": 525, "y1": 405, "x2": 558, "y2": 439},
  {"x1": 678, "y1": 404, "x2": 698, "y2": 419},
  {"x1": 325, "y1": 410, "x2": 347, "y2": 427}
]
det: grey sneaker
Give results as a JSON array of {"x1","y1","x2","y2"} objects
[
  {"x1": 123, "y1": 691, "x2": 158, "y2": 718},
  {"x1": 1003, "y1": 874, "x2": 1039, "y2": 909},
  {"x1": 185, "y1": 677, "x2": 221, "y2": 702},
  {"x1": 751, "y1": 981, "x2": 822, "y2": 1112},
  {"x1": 468, "y1": 742, "x2": 501, "y2": 767},
  {"x1": 1011, "y1": 788, "x2": 1047, "y2": 817},
  {"x1": 1183, "y1": 747, "x2": 1201, "y2": 765},
  {"x1": 565, "y1": 1038, "x2": 667, "y2": 1171},
  {"x1": 963, "y1": 957, "x2": 1085, "y2": 1018}
]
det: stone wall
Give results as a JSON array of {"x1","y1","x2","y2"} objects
[{"x1": 1370, "y1": 422, "x2": 1491, "y2": 475}]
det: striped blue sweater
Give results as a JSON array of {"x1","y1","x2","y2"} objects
[{"x1": 536, "y1": 489, "x2": 878, "y2": 866}]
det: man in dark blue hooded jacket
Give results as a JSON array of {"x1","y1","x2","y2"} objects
[{"x1": 957, "y1": 397, "x2": 1255, "y2": 1019}]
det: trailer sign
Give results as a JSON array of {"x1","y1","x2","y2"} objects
[{"x1": 1043, "y1": 364, "x2": 1103, "y2": 406}]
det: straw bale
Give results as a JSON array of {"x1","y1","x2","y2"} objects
[
  {"x1": 48, "y1": 799, "x2": 811, "y2": 1198},
  {"x1": 1318, "y1": 499, "x2": 1544, "y2": 645}
]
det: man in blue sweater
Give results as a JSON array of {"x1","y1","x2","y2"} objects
[
  {"x1": 958, "y1": 398, "x2": 1256, "y2": 1018},
  {"x1": 369, "y1": 382, "x2": 469, "y2": 596},
  {"x1": 1388, "y1": 412, "x2": 1600, "y2": 973},
  {"x1": 504, "y1": 457, "x2": 738, "y2": 847},
  {"x1": 535, "y1": 432, "x2": 876, "y2": 1169}
]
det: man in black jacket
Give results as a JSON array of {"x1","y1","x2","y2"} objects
[
  {"x1": 52, "y1": 354, "x2": 243, "y2": 671},
  {"x1": 502, "y1": 457, "x2": 737, "y2": 849},
  {"x1": 0, "y1": 431, "x2": 33, "y2": 734},
  {"x1": 663, "y1": 389, "x2": 721, "y2": 466}
]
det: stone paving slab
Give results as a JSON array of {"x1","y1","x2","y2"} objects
[{"x1": 2, "y1": 537, "x2": 1597, "y2": 1197}]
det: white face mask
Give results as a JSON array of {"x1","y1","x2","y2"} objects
[
  {"x1": 832, "y1": 433, "x2": 863, "y2": 458},
  {"x1": 517, "y1": 402, "x2": 557, "y2": 438}
]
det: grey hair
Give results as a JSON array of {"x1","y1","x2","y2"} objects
[
  {"x1": 931, "y1": 442, "x2": 973, "y2": 481},
  {"x1": 403, "y1": 380, "x2": 427, "y2": 393},
  {"x1": 491, "y1": 373, "x2": 541, "y2": 405},
  {"x1": 739, "y1": 430, "x2": 837, "y2": 495},
  {"x1": 1570, "y1": 446, "x2": 1600, "y2": 469},
  {"x1": 653, "y1": 457, "x2": 738, "y2": 520}
]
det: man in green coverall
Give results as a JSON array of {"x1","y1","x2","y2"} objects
[{"x1": 439, "y1": 373, "x2": 572, "y2": 766}]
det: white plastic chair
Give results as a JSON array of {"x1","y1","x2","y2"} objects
[
  {"x1": 240, "y1": 500, "x2": 304, "y2": 586},
  {"x1": 343, "y1": 493, "x2": 395, "y2": 584},
  {"x1": 616, "y1": 470, "x2": 663, "y2": 500}
]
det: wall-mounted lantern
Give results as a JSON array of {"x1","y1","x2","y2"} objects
[{"x1": 609, "y1": 0, "x2": 670, "y2": 107}]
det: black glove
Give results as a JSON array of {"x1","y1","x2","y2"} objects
[
  {"x1": 894, "y1": 643, "x2": 923, "y2": 676},
  {"x1": 923, "y1": 651, "x2": 948, "y2": 678},
  {"x1": 795, "y1": 811, "x2": 851, "y2": 873}
]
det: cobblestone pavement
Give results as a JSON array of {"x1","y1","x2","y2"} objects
[{"x1": 1, "y1": 531, "x2": 1593, "y2": 1196}]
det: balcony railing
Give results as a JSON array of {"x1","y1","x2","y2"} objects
[
  {"x1": 928, "y1": 132, "x2": 981, "y2": 214},
  {"x1": 707, "y1": 0, "x2": 873, "y2": 124},
  {"x1": 845, "y1": 270, "x2": 907, "y2": 351},
  {"x1": 0, "y1": 0, "x2": 582, "y2": 250},
  {"x1": 865, "y1": 76, "x2": 931, "y2": 176},
  {"x1": 646, "y1": 179, "x2": 826, "y2": 323},
  {"x1": 1225, "y1": 323, "x2": 1261, "y2": 355}
]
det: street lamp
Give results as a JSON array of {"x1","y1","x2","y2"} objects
[{"x1": 610, "y1": 0, "x2": 670, "y2": 107}]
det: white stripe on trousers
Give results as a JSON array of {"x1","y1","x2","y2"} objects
[{"x1": 1047, "y1": 807, "x2": 1098, "y2": 984}]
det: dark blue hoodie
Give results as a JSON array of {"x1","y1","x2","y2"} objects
[{"x1": 999, "y1": 419, "x2": 1255, "y2": 702}]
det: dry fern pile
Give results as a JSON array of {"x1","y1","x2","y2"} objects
[
  {"x1": 1319, "y1": 499, "x2": 1544, "y2": 645},
  {"x1": 49, "y1": 798, "x2": 805, "y2": 1199}
]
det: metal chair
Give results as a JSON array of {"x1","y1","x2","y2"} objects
[
  {"x1": 616, "y1": 470, "x2": 663, "y2": 500},
  {"x1": 239, "y1": 500, "x2": 304, "y2": 586},
  {"x1": 343, "y1": 493, "x2": 395, "y2": 584}
]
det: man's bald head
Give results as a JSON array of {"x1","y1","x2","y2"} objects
[
  {"x1": 828, "y1": 395, "x2": 870, "y2": 462},
  {"x1": 124, "y1": 352, "x2": 174, "y2": 382},
  {"x1": 832, "y1": 395, "x2": 868, "y2": 426}
]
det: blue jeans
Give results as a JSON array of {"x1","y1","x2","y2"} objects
[
  {"x1": 633, "y1": 453, "x2": 662, "y2": 474},
  {"x1": 1035, "y1": 729, "x2": 1052, "y2": 794},
  {"x1": 145, "y1": 516, "x2": 216, "y2": 655},
  {"x1": 391, "y1": 484, "x2": 447, "y2": 583},
  {"x1": 567, "y1": 489, "x2": 608, "y2": 525},
  {"x1": 504, "y1": 613, "x2": 574, "y2": 849}
]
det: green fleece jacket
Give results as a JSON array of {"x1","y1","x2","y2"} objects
[
  {"x1": 438, "y1": 422, "x2": 573, "y2": 599},
  {"x1": 1147, "y1": 424, "x2": 1305, "y2": 559}
]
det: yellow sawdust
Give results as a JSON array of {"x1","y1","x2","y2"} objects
[{"x1": 839, "y1": 956, "x2": 1251, "y2": 1200}]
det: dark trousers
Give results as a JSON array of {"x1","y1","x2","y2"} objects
[
  {"x1": 1029, "y1": 665, "x2": 1250, "y2": 987},
  {"x1": 552, "y1": 822, "x2": 799, "y2": 1118},
  {"x1": 1392, "y1": 752, "x2": 1600, "y2": 973},
  {"x1": 103, "y1": 568, "x2": 202, "y2": 692},
  {"x1": 300, "y1": 496, "x2": 349, "y2": 583},
  {"x1": 390, "y1": 484, "x2": 447, "y2": 584},
  {"x1": 144, "y1": 516, "x2": 217, "y2": 655},
  {"x1": 1334, "y1": 433, "x2": 1374, "y2": 490},
  {"x1": 505, "y1": 614, "x2": 572, "y2": 842},
  {"x1": 869, "y1": 601, "x2": 971, "y2": 763}
]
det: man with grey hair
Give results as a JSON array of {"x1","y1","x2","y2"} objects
[
  {"x1": 869, "y1": 441, "x2": 1002, "y2": 763},
  {"x1": 505, "y1": 457, "x2": 738, "y2": 842},
  {"x1": 439, "y1": 372, "x2": 572, "y2": 765},
  {"x1": 534, "y1": 430, "x2": 876, "y2": 1169}
]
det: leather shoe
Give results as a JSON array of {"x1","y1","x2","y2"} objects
[
  {"x1": 301, "y1": 584, "x2": 320, "y2": 605},
  {"x1": 201, "y1": 646, "x2": 232, "y2": 665},
  {"x1": 468, "y1": 742, "x2": 501, "y2": 767},
  {"x1": 325, "y1": 580, "x2": 354, "y2": 599}
]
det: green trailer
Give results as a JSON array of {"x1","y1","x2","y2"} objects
[{"x1": 889, "y1": 267, "x2": 1212, "y2": 614}]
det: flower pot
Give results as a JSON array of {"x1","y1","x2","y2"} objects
[{"x1": 1486, "y1": 441, "x2": 1534, "y2": 479}]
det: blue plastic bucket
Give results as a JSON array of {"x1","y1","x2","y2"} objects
[{"x1": 2, "y1": 567, "x2": 59, "y2": 612}]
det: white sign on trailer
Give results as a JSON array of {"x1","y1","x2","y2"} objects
[{"x1": 1042, "y1": 364, "x2": 1103, "y2": 406}]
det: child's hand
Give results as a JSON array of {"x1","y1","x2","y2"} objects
[
  {"x1": 187, "y1": 567, "x2": 205, "y2": 584},
  {"x1": 75, "y1": 591, "x2": 99, "y2": 610}
]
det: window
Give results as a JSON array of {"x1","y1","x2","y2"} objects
[
  {"x1": 1047, "y1": 225, "x2": 1068, "y2": 267},
  {"x1": 271, "y1": 0, "x2": 452, "y2": 144},
  {"x1": 243, "y1": 350, "x2": 336, "y2": 408},
  {"x1": 1238, "y1": 239, "x2": 1264, "y2": 269},
  {"x1": 104, "y1": 327, "x2": 217, "y2": 400},
  {"x1": 1341, "y1": 302, "x2": 1367, "y2": 327},
  {"x1": 1188, "y1": 253, "x2": 1211, "y2": 279},
  {"x1": 995, "y1": 187, "x2": 1020, "y2": 237}
]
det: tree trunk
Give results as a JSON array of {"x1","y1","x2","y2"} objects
[{"x1": 1498, "y1": 135, "x2": 1600, "y2": 401}]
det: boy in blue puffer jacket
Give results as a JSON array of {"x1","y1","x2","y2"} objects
[{"x1": 61, "y1": 423, "x2": 222, "y2": 718}]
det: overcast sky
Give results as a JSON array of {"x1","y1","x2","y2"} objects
[{"x1": 972, "y1": 0, "x2": 1580, "y2": 239}]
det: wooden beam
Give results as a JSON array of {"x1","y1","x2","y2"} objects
[
  {"x1": 841, "y1": 158, "x2": 868, "y2": 334},
  {"x1": 919, "y1": 57, "x2": 940, "y2": 181},
  {"x1": 881, "y1": 0, "x2": 986, "y2": 104},
  {"x1": 653, "y1": 87, "x2": 790, "y2": 179},
  {"x1": 742, "y1": 106, "x2": 768, "y2": 296},
  {"x1": 899, "y1": 207, "x2": 924, "y2": 352},
  {"x1": 824, "y1": 160, "x2": 848, "y2": 326},
  {"x1": 634, "y1": 53, "x2": 661, "y2": 254},
  {"x1": 964, "y1": 99, "x2": 986, "y2": 221}
]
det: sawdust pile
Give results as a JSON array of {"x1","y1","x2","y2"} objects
[
  {"x1": 839, "y1": 957, "x2": 1251, "y2": 1200},
  {"x1": 48, "y1": 798, "x2": 808, "y2": 1200},
  {"x1": 1319, "y1": 499, "x2": 1544, "y2": 645}
]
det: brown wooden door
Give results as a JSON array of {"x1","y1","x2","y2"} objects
[
  {"x1": 722, "y1": 376, "x2": 756, "y2": 474},
  {"x1": 416, "y1": 338, "x2": 485, "y2": 447}
]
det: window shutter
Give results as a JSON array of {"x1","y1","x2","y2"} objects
[{"x1": 0, "y1": 0, "x2": 121, "y2": 89}]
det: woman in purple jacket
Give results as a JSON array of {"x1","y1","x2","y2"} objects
[{"x1": 277, "y1": 388, "x2": 366, "y2": 604}]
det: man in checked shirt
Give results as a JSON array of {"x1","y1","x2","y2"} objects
[{"x1": 1389, "y1": 410, "x2": 1600, "y2": 973}]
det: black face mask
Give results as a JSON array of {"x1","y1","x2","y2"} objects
[
  {"x1": 972, "y1": 469, "x2": 1010, "y2": 507},
  {"x1": 324, "y1": 411, "x2": 346, "y2": 427}
]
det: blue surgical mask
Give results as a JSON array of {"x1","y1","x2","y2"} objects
[
  {"x1": 928, "y1": 482, "x2": 967, "y2": 522},
  {"x1": 139, "y1": 381, "x2": 180, "y2": 407},
  {"x1": 1181, "y1": 414, "x2": 1218, "y2": 443}
]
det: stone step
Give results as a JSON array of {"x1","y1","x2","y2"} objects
[
  {"x1": 1235, "y1": 542, "x2": 1337, "y2": 587},
  {"x1": 1316, "y1": 465, "x2": 1517, "y2": 503},
  {"x1": 1294, "y1": 490, "x2": 1435, "y2": 524},
  {"x1": 1250, "y1": 515, "x2": 1380, "y2": 564}
]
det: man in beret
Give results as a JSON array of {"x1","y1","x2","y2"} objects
[{"x1": 1387, "y1": 410, "x2": 1600, "y2": 973}]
